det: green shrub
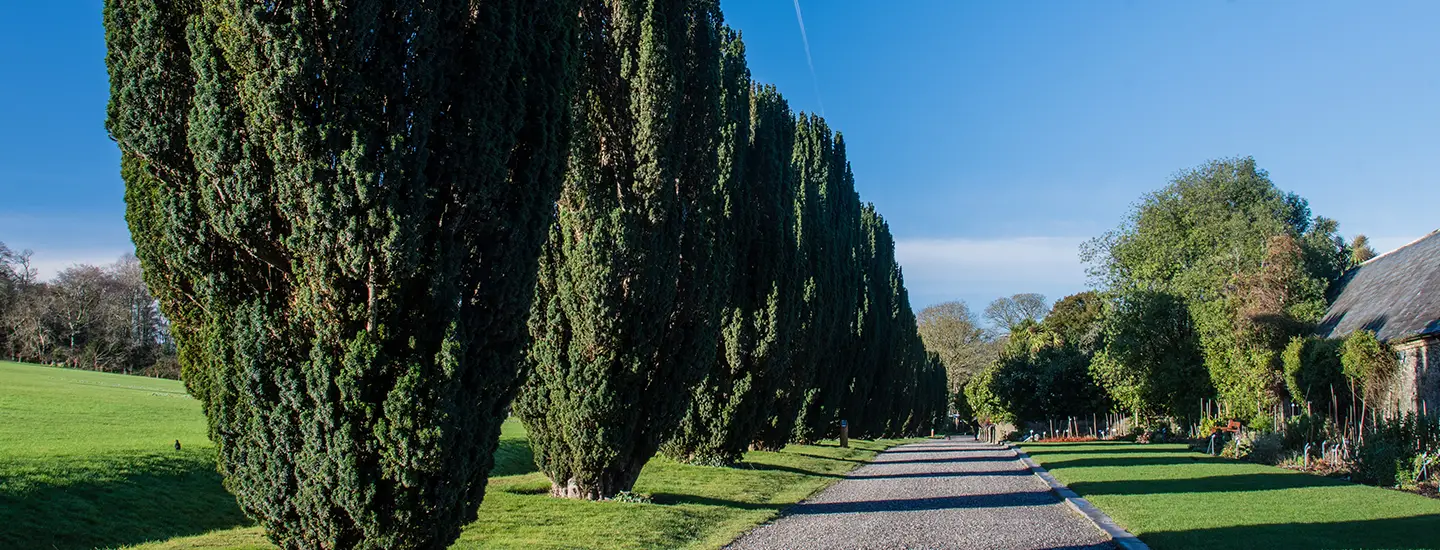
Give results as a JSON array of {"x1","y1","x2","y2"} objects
[
  {"x1": 1401, "y1": 452, "x2": 1440, "y2": 490},
  {"x1": 1247, "y1": 432, "x2": 1285, "y2": 464},
  {"x1": 1250, "y1": 412, "x2": 1277, "y2": 434},
  {"x1": 1221, "y1": 437, "x2": 1245, "y2": 459},
  {"x1": 1198, "y1": 416, "x2": 1227, "y2": 435},
  {"x1": 1281, "y1": 412, "x2": 1340, "y2": 451},
  {"x1": 1353, "y1": 413, "x2": 1440, "y2": 487},
  {"x1": 1354, "y1": 437, "x2": 1406, "y2": 486},
  {"x1": 1282, "y1": 336, "x2": 1348, "y2": 412}
]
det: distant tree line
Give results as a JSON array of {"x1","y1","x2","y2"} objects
[
  {"x1": 103, "y1": 0, "x2": 945, "y2": 548},
  {"x1": 921, "y1": 157, "x2": 1378, "y2": 431},
  {"x1": 0, "y1": 245, "x2": 174, "y2": 376}
]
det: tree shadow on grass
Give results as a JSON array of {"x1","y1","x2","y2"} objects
[
  {"x1": 649, "y1": 492, "x2": 783, "y2": 511},
  {"x1": 773, "y1": 451, "x2": 868, "y2": 464},
  {"x1": 490, "y1": 437, "x2": 538, "y2": 477},
  {"x1": 1139, "y1": 514, "x2": 1440, "y2": 550},
  {"x1": 1038, "y1": 455, "x2": 1229, "y2": 469},
  {"x1": 0, "y1": 450, "x2": 251, "y2": 550},
  {"x1": 745, "y1": 463, "x2": 847, "y2": 479},
  {"x1": 1068, "y1": 472, "x2": 1351, "y2": 496}
]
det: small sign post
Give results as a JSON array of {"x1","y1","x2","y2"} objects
[{"x1": 839, "y1": 419, "x2": 849, "y2": 448}]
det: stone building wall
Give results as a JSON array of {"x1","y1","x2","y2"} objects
[{"x1": 1385, "y1": 335, "x2": 1439, "y2": 416}]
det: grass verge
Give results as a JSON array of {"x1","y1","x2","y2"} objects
[
  {"x1": 1020, "y1": 441, "x2": 1440, "y2": 550},
  {"x1": 1, "y1": 361, "x2": 912, "y2": 549}
]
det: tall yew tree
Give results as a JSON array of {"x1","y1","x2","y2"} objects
[
  {"x1": 104, "y1": 1, "x2": 577, "y2": 547},
  {"x1": 663, "y1": 50, "x2": 802, "y2": 465},
  {"x1": 517, "y1": 0, "x2": 727, "y2": 499},
  {"x1": 840, "y1": 204, "x2": 891, "y2": 436},
  {"x1": 755, "y1": 114, "x2": 824, "y2": 449},
  {"x1": 793, "y1": 130, "x2": 863, "y2": 443}
]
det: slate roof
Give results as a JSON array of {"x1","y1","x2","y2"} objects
[{"x1": 1317, "y1": 230, "x2": 1440, "y2": 343}]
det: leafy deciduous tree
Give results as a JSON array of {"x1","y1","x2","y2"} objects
[
  {"x1": 1088, "y1": 290, "x2": 1210, "y2": 421},
  {"x1": 1082, "y1": 157, "x2": 1345, "y2": 420}
]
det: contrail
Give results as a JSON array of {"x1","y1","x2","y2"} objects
[{"x1": 792, "y1": 0, "x2": 826, "y2": 116}]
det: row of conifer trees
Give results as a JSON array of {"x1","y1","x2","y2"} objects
[{"x1": 104, "y1": 0, "x2": 944, "y2": 548}]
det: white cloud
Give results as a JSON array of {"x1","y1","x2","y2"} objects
[
  {"x1": 24, "y1": 249, "x2": 132, "y2": 282},
  {"x1": 895, "y1": 236, "x2": 1090, "y2": 310}
]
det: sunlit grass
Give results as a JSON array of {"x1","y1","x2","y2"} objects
[
  {"x1": 1021, "y1": 441, "x2": 1440, "y2": 550},
  {"x1": 0, "y1": 361, "x2": 248, "y2": 549},
  {"x1": 1, "y1": 361, "x2": 910, "y2": 549}
]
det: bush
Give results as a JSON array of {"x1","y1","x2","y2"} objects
[
  {"x1": 1282, "y1": 336, "x2": 1347, "y2": 413},
  {"x1": 1400, "y1": 452, "x2": 1440, "y2": 491},
  {"x1": 1220, "y1": 438, "x2": 1243, "y2": 459},
  {"x1": 1247, "y1": 432, "x2": 1285, "y2": 464},
  {"x1": 1281, "y1": 413, "x2": 1340, "y2": 451},
  {"x1": 1198, "y1": 416, "x2": 1227, "y2": 435},
  {"x1": 1250, "y1": 412, "x2": 1277, "y2": 434},
  {"x1": 1354, "y1": 437, "x2": 1407, "y2": 486},
  {"x1": 1136, "y1": 424, "x2": 1175, "y2": 444},
  {"x1": 1353, "y1": 413, "x2": 1440, "y2": 487}
]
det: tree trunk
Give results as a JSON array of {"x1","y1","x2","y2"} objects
[{"x1": 549, "y1": 466, "x2": 644, "y2": 500}]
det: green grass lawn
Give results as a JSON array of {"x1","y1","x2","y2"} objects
[
  {"x1": 1020, "y1": 441, "x2": 1440, "y2": 550},
  {"x1": 1, "y1": 361, "x2": 910, "y2": 550},
  {"x1": 0, "y1": 361, "x2": 247, "y2": 550}
]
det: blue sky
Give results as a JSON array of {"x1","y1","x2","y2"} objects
[{"x1": 2, "y1": 1, "x2": 1437, "y2": 316}]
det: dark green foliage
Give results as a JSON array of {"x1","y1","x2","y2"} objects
[
  {"x1": 837, "y1": 204, "x2": 889, "y2": 438},
  {"x1": 922, "y1": 352, "x2": 950, "y2": 431},
  {"x1": 517, "y1": 0, "x2": 727, "y2": 499},
  {"x1": 1281, "y1": 336, "x2": 1349, "y2": 413},
  {"x1": 1089, "y1": 290, "x2": 1211, "y2": 420},
  {"x1": 663, "y1": 38, "x2": 799, "y2": 466},
  {"x1": 105, "y1": 1, "x2": 577, "y2": 547},
  {"x1": 1353, "y1": 413, "x2": 1440, "y2": 487},
  {"x1": 1043, "y1": 291, "x2": 1105, "y2": 353},
  {"x1": 790, "y1": 124, "x2": 864, "y2": 444},
  {"x1": 965, "y1": 321, "x2": 1108, "y2": 425},
  {"x1": 755, "y1": 115, "x2": 831, "y2": 449},
  {"x1": 1340, "y1": 330, "x2": 1399, "y2": 410},
  {"x1": 863, "y1": 268, "x2": 938, "y2": 438},
  {"x1": 747, "y1": 118, "x2": 938, "y2": 445}
]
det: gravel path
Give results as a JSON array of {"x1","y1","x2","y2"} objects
[{"x1": 726, "y1": 438, "x2": 1115, "y2": 550}]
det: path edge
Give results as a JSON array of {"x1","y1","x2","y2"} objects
[
  {"x1": 1008, "y1": 444, "x2": 1150, "y2": 550},
  {"x1": 720, "y1": 437, "x2": 932, "y2": 549}
]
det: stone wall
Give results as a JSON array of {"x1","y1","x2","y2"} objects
[{"x1": 1385, "y1": 335, "x2": 1439, "y2": 416}]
